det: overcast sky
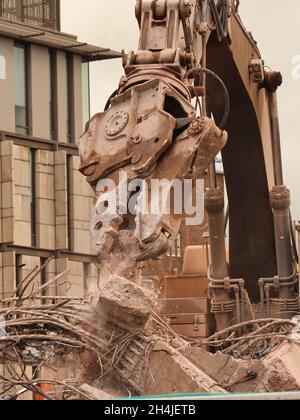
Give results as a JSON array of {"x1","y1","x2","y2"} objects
[{"x1": 61, "y1": 0, "x2": 300, "y2": 219}]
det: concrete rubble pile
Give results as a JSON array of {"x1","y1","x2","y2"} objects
[
  {"x1": 82, "y1": 275, "x2": 300, "y2": 399},
  {"x1": 1, "y1": 268, "x2": 300, "y2": 400}
]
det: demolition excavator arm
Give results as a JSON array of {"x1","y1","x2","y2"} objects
[{"x1": 78, "y1": 0, "x2": 299, "y2": 331}]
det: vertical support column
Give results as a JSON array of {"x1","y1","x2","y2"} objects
[
  {"x1": 0, "y1": 251, "x2": 16, "y2": 379},
  {"x1": 2, "y1": 251, "x2": 16, "y2": 299},
  {"x1": 36, "y1": 150, "x2": 55, "y2": 250},
  {"x1": 56, "y1": 257, "x2": 68, "y2": 296},
  {"x1": 66, "y1": 155, "x2": 74, "y2": 252},
  {"x1": 71, "y1": 156, "x2": 95, "y2": 255},
  {"x1": 46, "y1": 258, "x2": 57, "y2": 297},
  {"x1": 83, "y1": 262, "x2": 92, "y2": 296},
  {"x1": 54, "y1": 150, "x2": 68, "y2": 250},
  {"x1": 14, "y1": 145, "x2": 32, "y2": 247},
  {"x1": 0, "y1": 141, "x2": 14, "y2": 244}
]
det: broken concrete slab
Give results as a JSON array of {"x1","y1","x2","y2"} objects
[
  {"x1": 183, "y1": 347, "x2": 267, "y2": 393},
  {"x1": 182, "y1": 341, "x2": 300, "y2": 394},
  {"x1": 264, "y1": 341, "x2": 300, "y2": 391},
  {"x1": 119, "y1": 339, "x2": 227, "y2": 396},
  {"x1": 98, "y1": 275, "x2": 157, "y2": 331}
]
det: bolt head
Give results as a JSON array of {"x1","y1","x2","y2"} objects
[{"x1": 133, "y1": 134, "x2": 142, "y2": 145}]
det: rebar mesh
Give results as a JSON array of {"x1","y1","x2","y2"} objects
[{"x1": 0, "y1": 0, "x2": 60, "y2": 30}]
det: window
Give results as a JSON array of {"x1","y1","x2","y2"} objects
[
  {"x1": 15, "y1": 254, "x2": 22, "y2": 288},
  {"x1": 48, "y1": 48, "x2": 57, "y2": 140},
  {"x1": 14, "y1": 43, "x2": 28, "y2": 135},
  {"x1": 66, "y1": 53, "x2": 74, "y2": 143},
  {"x1": 29, "y1": 149, "x2": 37, "y2": 247},
  {"x1": 82, "y1": 62, "x2": 90, "y2": 129}
]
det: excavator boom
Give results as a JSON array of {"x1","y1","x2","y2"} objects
[{"x1": 79, "y1": 0, "x2": 299, "y2": 332}]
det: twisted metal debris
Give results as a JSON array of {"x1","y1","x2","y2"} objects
[
  {"x1": 202, "y1": 318, "x2": 300, "y2": 360},
  {"x1": 0, "y1": 259, "x2": 144, "y2": 400},
  {"x1": 0, "y1": 259, "x2": 299, "y2": 399},
  {"x1": 0, "y1": 260, "x2": 176, "y2": 399}
]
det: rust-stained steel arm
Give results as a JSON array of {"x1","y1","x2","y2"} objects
[
  {"x1": 78, "y1": 0, "x2": 228, "y2": 282},
  {"x1": 78, "y1": 0, "x2": 298, "y2": 329}
]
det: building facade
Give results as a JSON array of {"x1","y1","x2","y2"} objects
[{"x1": 0, "y1": 0, "x2": 121, "y2": 299}]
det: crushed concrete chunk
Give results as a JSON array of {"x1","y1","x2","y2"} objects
[
  {"x1": 183, "y1": 347, "x2": 267, "y2": 393},
  {"x1": 264, "y1": 342, "x2": 300, "y2": 391},
  {"x1": 182, "y1": 342, "x2": 300, "y2": 394},
  {"x1": 127, "y1": 340, "x2": 227, "y2": 395},
  {"x1": 98, "y1": 275, "x2": 157, "y2": 330}
]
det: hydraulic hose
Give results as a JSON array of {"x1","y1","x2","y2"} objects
[{"x1": 185, "y1": 67, "x2": 230, "y2": 129}]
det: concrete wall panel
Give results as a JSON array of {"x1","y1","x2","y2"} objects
[{"x1": 30, "y1": 45, "x2": 51, "y2": 139}]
